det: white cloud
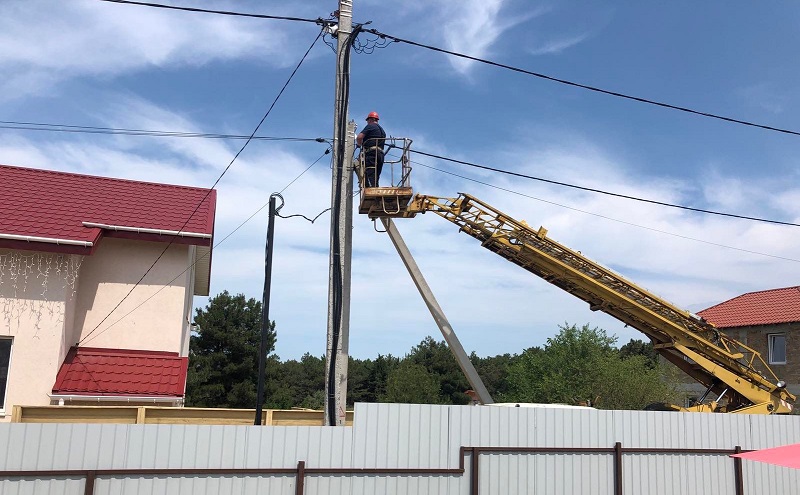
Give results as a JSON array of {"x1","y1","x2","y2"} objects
[{"x1": 0, "y1": 0, "x2": 305, "y2": 99}]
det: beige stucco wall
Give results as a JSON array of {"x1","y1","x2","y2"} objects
[
  {"x1": 0, "y1": 238, "x2": 197, "y2": 421},
  {"x1": 72, "y1": 238, "x2": 192, "y2": 353},
  {"x1": 0, "y1": 249, "x2": 82, "y2": 419}
]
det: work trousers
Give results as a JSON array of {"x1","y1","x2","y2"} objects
[{"x1": 363, "y1": 148, "x2": 384, "y2": 187}]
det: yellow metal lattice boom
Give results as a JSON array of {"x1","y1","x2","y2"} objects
[{"x1": 405, "y1": 193, "x2": 795, "y2": 414}]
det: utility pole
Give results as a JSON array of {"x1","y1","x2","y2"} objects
[
  {"x1": 324, "y1": 0, "x2": 354, "y2": 426},
  {"x1": 255, "y1": 195, "x2": 278, "y2": 425}
]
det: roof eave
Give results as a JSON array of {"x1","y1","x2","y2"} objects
[{"x1": 49, "y1": 394, "x2": 184, "y2": 404}]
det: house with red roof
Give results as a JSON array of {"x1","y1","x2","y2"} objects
[
  {"x1": 698, "y1": 286, "x2": 800, "y2": 395},
  {"x1": 0, "y1": 163, "x2": 216, "y2": 419}
]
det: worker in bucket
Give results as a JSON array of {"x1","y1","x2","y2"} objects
[{"x1": 356, "y1": 111, "x2": 386, "y2": 187}]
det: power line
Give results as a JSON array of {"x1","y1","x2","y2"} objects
[
  {"x1": 367, "y1": 28, "x2": 800, "y2": 139},
  {"x1": 399, "y1": 154, "x2": 800, "y2": 264},
  {"x1": 12, "y1": 112, "x2": 792, "y2": 227},
  {"x1": 0, "y1": 120, "x2": 329, "y2": 142},
  {"x1": 412, "y1": 148, "x2": 800, "y2": 227},
  {"x1": 97, "y1": 0, "x2": 332, "y2": 25},
  {"x1": 78, "y1": 28, "x2": 325, "y2": 346},
  {"x1": 81, "y1": 147, "x2": 332, "y2": 346}
]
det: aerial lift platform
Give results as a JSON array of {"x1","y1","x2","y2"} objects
[{"x1": 357, "y1": 137, "x2": 415, "y2": 219}]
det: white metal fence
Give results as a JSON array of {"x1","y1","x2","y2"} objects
[{"x1": 2, "y1": 403, "x2": 799, "y2": 494}]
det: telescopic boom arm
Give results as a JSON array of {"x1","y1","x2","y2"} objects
[{"x1": 405, "y1": 193, "x2": 795, "y2": 414}]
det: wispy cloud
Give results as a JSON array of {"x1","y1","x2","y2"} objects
[
  {"x1": 527, "y1": 33, "x2": 590, "y2": 56},
  {"x1": 736, "y1": 82, "x2": 788, "y2": 115},
  {"x1": 405, "y1": 0, "x2": 539, "y2": 74}
]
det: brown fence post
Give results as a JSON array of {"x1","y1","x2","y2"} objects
[
  {"x1": 614, "y1": 442, "x2": 623, "y2": 495},
  {"x1": 84, "y1": 470, "x2": 96, "y2": 495},
  {"x1": 471, "y1": 447, "x2": 479, "y2": 495},
  {"x1": 295, "y1": 460, "x2": 305, "y2": 495},
  {"x1": 733, "y1": 446, "x2": 744, "y2": 495}
]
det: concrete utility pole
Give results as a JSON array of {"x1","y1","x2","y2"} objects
[{"x1": 324, "y1": 0, "x2": 354, "y2": 426}]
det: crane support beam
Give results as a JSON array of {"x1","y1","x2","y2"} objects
[{"x1": 381, "y1": 217, "x2": 494, "y2": 405}]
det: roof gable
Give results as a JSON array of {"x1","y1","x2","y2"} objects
[
  {"x1": 698, "y1": 286, "x2": 800, "y2": 328},
  {"x1": 52, "y1": 347, "x2": 189, "y2": 398},
  {"x1": 0, "y1": 163, "x2": 216, "y2": 294}
]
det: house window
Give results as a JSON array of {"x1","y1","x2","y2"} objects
[
  {"x1": 769, "y1": 334, "x2": 787, "y2": 365},
  {"x1": 0, "y1": 338, "x2": 11, "y2": 414}
]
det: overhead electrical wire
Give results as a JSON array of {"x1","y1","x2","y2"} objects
[
  {"x1": 80, "y1": 148, "x2": 332, "y2": 346},
  {"x1": 9, "y1": 112, "x2": 793, "y2": 227},
  {"x1": 366, "y1": 28, "x2": 800, "y2": 139},
  {"x1": 0, "y1": 120, "x2": 328, "y2": 142},
  {"x1": 412, "y1": 148, "x2": 800, "y2": 228},
  {"x1": 78, "y1": 28, "x2": 325, "y2": 346},
  {"x1": 17, "y1": 111, "x2": 792, "y2": 227},
  {"x1": 97, "y1": 0, "x2": 333, "y2": 25}
]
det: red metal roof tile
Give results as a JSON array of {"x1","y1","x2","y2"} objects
[
  {"x1": 52, "y1": 347, "x2": 188, "y2": 397},
  {"x1": 698, "y1": 286, "x2": 800, "y2": 328},
  {"x1": 0, "y1": 163, "x2": 215, "y2": 253}
]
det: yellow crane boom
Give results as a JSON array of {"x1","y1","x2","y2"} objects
[
  {"x1": 398, "y1": 193, "x2": 795, "y2": 414},
  {"x1": 356, "y1": 140, "x2": 793, "y2": 413}
]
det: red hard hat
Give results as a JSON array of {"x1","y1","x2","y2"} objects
[{"x1": 366, "y1": 111, "x2": 379, "y2": 121}]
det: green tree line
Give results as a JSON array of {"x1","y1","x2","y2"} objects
[{"x1": 186, "y1": 292, "x2": 682, "y2": 410}]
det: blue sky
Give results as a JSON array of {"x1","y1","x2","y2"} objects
[{"x1": 2, "y1": 1, "x2": 799, "y2": 360}]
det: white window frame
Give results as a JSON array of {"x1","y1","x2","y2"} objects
[
  {"x1": 768, "y1": 333, "x2": 787, "y2": 365},
  {"x1": 0, "y1": 337, "x2": 12, "y2": 416}
]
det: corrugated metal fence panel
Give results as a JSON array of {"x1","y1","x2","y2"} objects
[
  {"x1": 613, "y1": 411, "x2": 740, "y2": 495},
  {"x1": 739, "y1": 414, "x2": 800, "y2": 495},
  {"x1": 0, "y1": 423, "x2": 354, "y2": 495},
  {"x1": 0, "y1": 423, "x2": 355, "y2": 471},
  {"x1": 350, "y1": 403, "x2": 462, "y2": 494},
  {"x1": 612, "y1": 410, "x2": 800, "y2": 495},
  {"x1": 450, "y1": 406, "x2": 616, "y2": 495},
  {"x1": 0, "y1": 477, "x2": 85, "y2": 495},
  {"x1": 352, "y1": 403, "x2": 453, "y2": 467}
]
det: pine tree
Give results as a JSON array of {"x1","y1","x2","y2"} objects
[{"x1": 185, "y1": 290, "x2": 275, "y2": 408}]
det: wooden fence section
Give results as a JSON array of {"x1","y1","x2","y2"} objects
[{"x1": 10, "y1": 405, "x2": 354, "y2": 426}]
